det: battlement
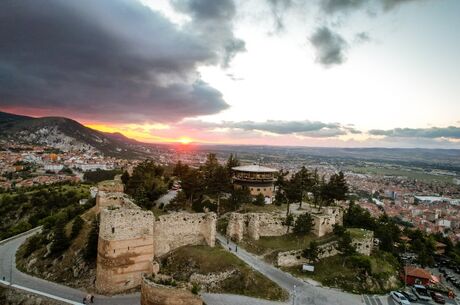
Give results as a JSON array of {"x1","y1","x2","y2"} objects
[{"x1": 97, "y1": 179, "x2": 124, "y2": 192}]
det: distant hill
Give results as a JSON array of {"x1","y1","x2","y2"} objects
[{"x1": 0, "y1": 111, "x2": 146, "y2": 158}]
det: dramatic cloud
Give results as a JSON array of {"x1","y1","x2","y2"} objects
[
  {"x1": 180, "y1": 119, "x2": 358, "y2": 137},
  {"x1": 171, "y1": 0, "x2": 245, "y2": 67},
  {"x1": 0, "y1": 0, "x2": 233, "y2": 123},
  {"x1": 266, "y1": 0, "x2": 294, "y2": 32},
  {"x1": 309, "y1": 26, "x2": 348, "y2": 66},
  {"x1": 320, "y1": 0, "x2": 368, "y2": 15},
  {"x1": 354, "y1": 32, "x2": 371, "y2": 43},
  {"x1": 369, "y1": 126, "x2": 460, "y2": 139}
]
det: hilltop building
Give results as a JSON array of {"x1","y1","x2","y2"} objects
[{"x1": 232, "y1": 164, "x2": 277, "y2": 203}]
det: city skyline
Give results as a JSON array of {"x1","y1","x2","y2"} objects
[{"x1": 1, "y1": 0, "x2": 459, "y2": 148}]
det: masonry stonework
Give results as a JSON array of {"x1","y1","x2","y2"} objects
[
  {"x1": 95, "y1": 180, "x2": 217, "y2": 294},
  {"x1": 153, "y1": 212, "x2": 216, "y2": 257},
  {"x1": 96, "y1": 208, "x2": 154, "y2": 294},
  {"x1": 226, "y1": 205, "x2": 343, "y2": 241},
  {"x1": 141, "y1": 276, "x2": 203, "y2": 305},
  {"x1": 276, "y1": 229, "x2": 374, "y2": 267}
]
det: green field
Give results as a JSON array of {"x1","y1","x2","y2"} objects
[{"x1": 351, "y1": 165, "x2": 454, "y2": 184}]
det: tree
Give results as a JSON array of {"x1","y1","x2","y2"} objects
[
  {"x1": 166, "y1": 190, "x2": 187, "y2": 211},
  {"x1": 50, "y1": 219, "x2": 70, "y2": 255},
  {"x1": 173, "y1": 161, "x2": 190, "y2": 179},
  {"x1": 121, "y1": 170, "x2": 130, "y2": 185},
  {"x1": 254, "y1": 193, "x2": 265, "y2": 206},
  {"x1": 229, "y1": 187, "x2": 251, "y2": 211},
  {"x1": 70, "y1": 216, "x2": 84, "y2": 239},
  {"x1": 293, "y1": 212, "x2": 314, "y2": 235},
  {"x1": 84, "y1": 217, "x2": 99, "y2": 261},
  {"x1": 333, "y1": 224, "x2": 346, "y2": 236},
  {"x1": 226, "y1": 153, "x2": 240, "y2": 176},
  {"x1": 302, "y1": 240, "x2": 320, "y2": 262},
  {"x1": 337, "y1": 232, "x2": 356, "y2": 257},
  {"x1": 283, "y1": 213, "x2": 294, "y2": 233}
]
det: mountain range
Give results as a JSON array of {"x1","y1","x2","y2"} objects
[{"x1": 0, "y1": 111, "x2": 146, "y2": 158}]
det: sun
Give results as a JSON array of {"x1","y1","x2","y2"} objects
[{"x1": 178, "y1": 137, "x2": 192, "y2": 145}]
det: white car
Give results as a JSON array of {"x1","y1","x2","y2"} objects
[{"x1": 390, "y1": 291, "x2": 411, "y2": 305}]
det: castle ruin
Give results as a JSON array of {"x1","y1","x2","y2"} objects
[
  {"x1": 226, "y1": 204, "x2": 343, "y2": 242},
  {"x1": 94, "y1": 180, "x2": 216, "y2": 294}
]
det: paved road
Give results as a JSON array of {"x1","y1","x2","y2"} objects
[
  {"x1": 214, "y1": 233, "x2": 364, "y2": 305},
  {"x1": 154, "y1": 190, "x2": 177, "y2": 207}
]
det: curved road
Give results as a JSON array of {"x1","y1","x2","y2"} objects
[{"x1": 0, "y1": 229, "x2": 377, "y2": 305}]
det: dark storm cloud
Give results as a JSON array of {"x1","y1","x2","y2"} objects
[
  {"x1": 369, "y1": 127, "x2": 460, "y2": 139},
  {"x1": 171, "y1": 0, "x2": 245, "y2": 67},
  {"x1": 181, "y1": 119, "x2": 358, "y2": 138},
  {"x1": 0, "y1": 0, "x2": 232, "y2": 123},
  {"x1": 309, "y1": 26, "x2": 348, "y2": 67}
]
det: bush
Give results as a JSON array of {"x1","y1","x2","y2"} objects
[
  {"x1": 50, "y1": 220, "x2": 70, "y2": 255},
  {"x1": 84, "y1": 217, "x2": 99, "y2": 261},
  {"x1": 347, "y1": 255, "x2": 372, "y2": 275},
  {"x1": 293, "y1": 213, "x2": 313, "y2": 235},
  {"x1": 191, "y1": 283, "x2": 200, "y2": 294},
  {"x1": 22, "y1": 234, "x2": 43, "y2": 258},
  {"x1": 254, "y1": 193, "x2": 265, "y2": 206},
  {"x1": 70, "y1": 216, "x2": 84, "y2": 239}
]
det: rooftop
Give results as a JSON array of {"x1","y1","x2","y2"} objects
[{"x1": 232, "y1": 165, "x2": 278, "y2": 173}]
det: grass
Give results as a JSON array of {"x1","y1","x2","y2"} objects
[
  {"x1": 241, "y1": 233, "x2": 336, "y2": 257},
  {"x1": 347, "y1": 228, "x2": 372, "y2": 240},
  {"x1": 282, "y1": 252, "x2": 401, "y2": 294},
  {"x1": 238, "y1": 203, "x2": 287, "y2": 213},
  {"x1": 160, "y1": 245, "x2": 289, "y2": 301}
]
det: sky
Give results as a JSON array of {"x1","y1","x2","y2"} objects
[{"x1": 0, "y1": 0, "x2": 459, "y2": 148}]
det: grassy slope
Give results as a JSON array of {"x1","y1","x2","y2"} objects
[
  {"x1": 283, "y1": 252, "x2": 401, "y2": 294},
  {"x1": 160, "y1": 245, "x2": 289, "y2": 301},
  {"x1": 16, "y1": 208, "x2": 97, "y2": 291}
]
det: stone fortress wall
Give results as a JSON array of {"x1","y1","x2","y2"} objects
[
  {"x1": 154, "y1": 212, "x2": 216, "y2": 257},
  {"x1": 276, "y1": 229, "x2": 374, "y2": 267},
  {"x1": 226, "y1": 204, "x2": 343, "y2": 242},
  {"x1": 95, "y1": 180, "x2": 216, "y2": 294}
]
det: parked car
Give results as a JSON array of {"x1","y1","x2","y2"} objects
[
  {"x1": 412, "y1": 285, "x2": 431, "y2": 302},
  {"x1": 390, "y1": 291, "x2": 411, "y2": 305},
  {"x1": 430, "y1": 291, "x2": 446, "y2": 304},
  {"x1": 399, "y1": 290, "x2": 417, "y2": 302}
]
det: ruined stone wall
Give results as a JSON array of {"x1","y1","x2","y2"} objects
[
  {"x1": 95, "y1": 191, "x2": 138, "y2": 213},
  {"x1": 98, "y1": 180, "x2": 124, "y2": 192},
  {"x1": 141, "y1": 276, "x2": 203, "y2": 305},
  {"x1": 276, "y1": 230, "x2": 374, "y2": 267},
  {"x1": 153, "y1": 212, "x2": 216, "y2": 257},
  {"x1": 226, "y1": 209, "x2": 342, "y2": 241},
  {"x1": 226, "y1": 212, "x2": 286, "y2": 242},
  {"x1": 96, "y1": 208, "x2": 155, "y2": 294}
]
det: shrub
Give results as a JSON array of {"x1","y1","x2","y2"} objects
[
  {"x1": 293, "y1": 213, "x2": 313, "y2": 235},
  {"x1": 70, "y1": 216, "x2": 84, "y2": 239}
]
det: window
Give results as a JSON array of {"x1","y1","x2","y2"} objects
[{"x1": 112, "y1": 227, "x2": 115, "y2": 234}]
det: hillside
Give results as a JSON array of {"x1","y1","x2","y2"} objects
[{"x1": 0, "y1": 111, "x2": 146, "y2": 158}]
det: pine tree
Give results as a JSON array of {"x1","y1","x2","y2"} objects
[
  {"x1": 293, "y1": 212, "x2": 314, "y2": 235},
  {"x1": 50, "y1": 220, "x2": 70, "y2": 255},
  {"x1": 302, "y1": 240, "x2": 319, "y2": 262},
  {"x1": 84, "y1": 216, "x2": 99, "y2": 261},
  {"x1": 70, "y1": 216, "x2": 84, "y2": 239}
]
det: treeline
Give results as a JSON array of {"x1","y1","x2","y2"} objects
[
  {"x1": 0, "y1": 184, "x2": 90, "y2": 240},
  {"x1": 121, "y1": 160, "x2": 169, "y2": 209},
  {"x1": 275, "y1": 166, "x2": 348, "y2": 207},
  {"x1": 169, "y1": 153, "x2": 246, "y2": 213},
  {"x1": 83, "y1": 169, "x2": 122, "y2": 183}
]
